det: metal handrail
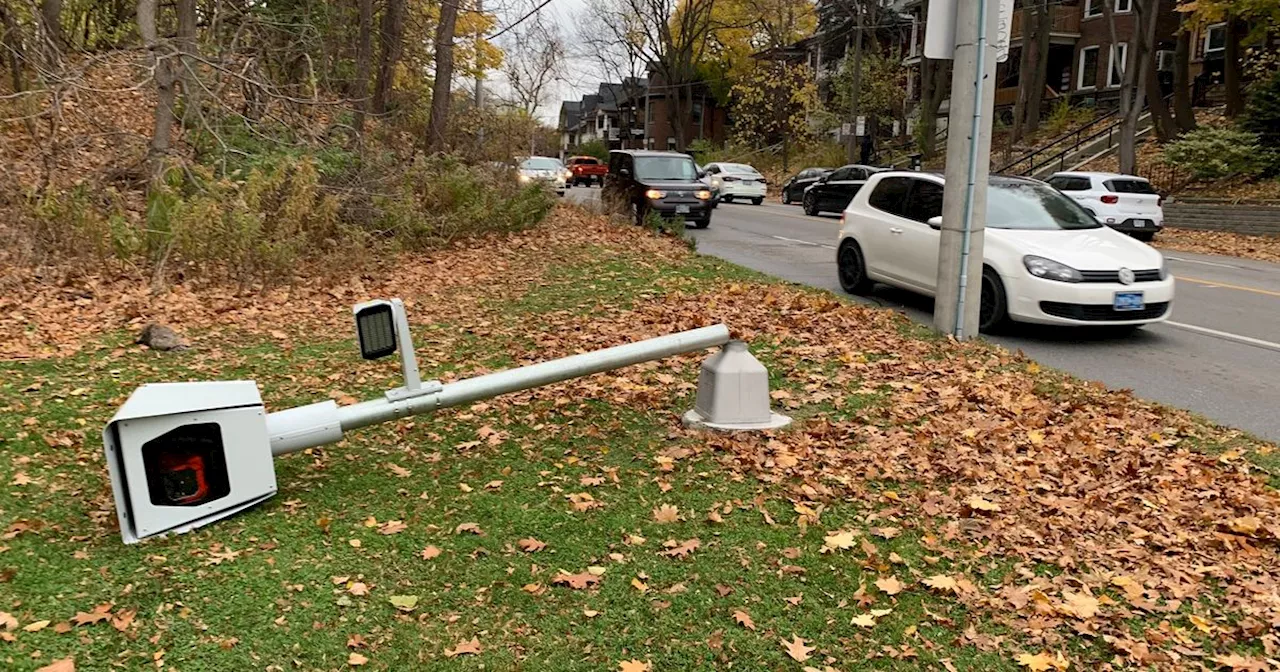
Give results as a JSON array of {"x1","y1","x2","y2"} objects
[
  {"x1": 995, "y1": 107, "x2": 1120, "y2": 175},
  {"x1": 997, "y1": 93, "x2": 1174, "y2": 177}
]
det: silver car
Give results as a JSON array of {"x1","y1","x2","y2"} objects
[{"x1": 518, "y1": 156, "x2": 568, "y2": 196}]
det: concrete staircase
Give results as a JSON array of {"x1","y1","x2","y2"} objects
[{"x1": 997, "y1": 110, "x2": 1155, "y2": 180}]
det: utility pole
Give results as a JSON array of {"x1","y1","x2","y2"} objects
[{"x1": 931, "y1": 0, "x2": 1000, "y2": 339}]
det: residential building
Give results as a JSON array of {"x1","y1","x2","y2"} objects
[{"x1": 556, "y1": 68, "x2": 726, "y2": 155}]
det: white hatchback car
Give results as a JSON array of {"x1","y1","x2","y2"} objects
[
  {"x1": 1046, "y1": 171, "x2": 1163, "y2": 241},
  {"x1": 702, "y1": 162, "x2": 767, "y2": 205},
  {"x1": 517, "y1": 156, "x2": 568, "y2": 196},
  {"x1": 836, "y1": 172, "x2": 1174, "y2": 333}
]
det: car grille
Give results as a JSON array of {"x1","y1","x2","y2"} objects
[
  {"x1": 1077, "y1": 269, "x2": 1162, "y2": 283},
  {"x1": 1039, "y1": 301, "x2": 1169, "y2": 321}
]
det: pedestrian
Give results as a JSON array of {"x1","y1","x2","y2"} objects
[{"x1": 860, "y1": 133, "x2": 875, "y2": 165}]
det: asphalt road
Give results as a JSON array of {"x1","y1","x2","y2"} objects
[{"x1": 568, "y1": 187, "x2": 1280, "y2": 441}]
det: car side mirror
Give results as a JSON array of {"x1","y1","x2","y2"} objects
[
  {"x1": 927, "y1": 216, "x2": 943, "y2": 229},
  {"x1": 697, "y1": 170, "x2": 707, "y2": 179}
]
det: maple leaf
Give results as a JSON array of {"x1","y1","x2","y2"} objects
[
  {"x1": 35, "y1": 658, "x2": 75, "y2": 672},
  {"x1": 872, "y1": 526, "x2": 901, "y2": 539},
  {"x1": 388, "y1": 595, "x2": 419, "y2": 612},
  {"x1": 1227, "y1": 516, "x2": 1262, "y2": 535},
  {"x1": 658, "y1": 538, "x2": 700, "y2": 558},
  {"x1": 518, "y1": 537, "x2": 547, "y2": 552},
  {"x1": 420, "y1": 546, "x2": 442, "y2": 560},
  {"x1": 823, "y1": 530, "x2": 857, "y2": 551},
  {"x1": 444, "y1": 636, "x2": 482, "y2": 657},
  {"x1": 733, "y1": 610, "x2": 756, "y2": 630},
  {"x1": 455, "y1": 522, "x2": 484, "y2": 535},
  {"x1": 1016, "y1": 651, "x2": 1069, "y2": 671},
  {"x1": 652, "y1": 504, "x2": 680, "y2": 523},
  {"x1": 876, "y1": 576, "x2": 904, "y2": 595},
  {"x1": 204, "y1": 547, "x2": 241, "y2": 565},
  {"x1": 923, "y1": 575, "x2": 958, "y2": 593},
  {"x1": 1060, "y1": 590, "x2": 1099, "y2": 619},
  {"x1": 348, "y1": 652, "x2": 369, "y2": 666},
  {"x1": 850, "y1": 613, "x2": 876, "y2": 628},
  {"x1": 378, "y1": 520, "x2": 407, "y2": 535},
  {"x1": 781, "y1": 635, "x2": 815, "y2": 662},
  {"x1": 1213, "y1": 653, "x2": 1268, "y2": 671},
  {"x1": 71, "y1": 603, "x2": 112, "y2": 626},
  {"x1": 111, "y1": 609, "x2": 135, "y2": 632},
  {"x1": 964, "y1": 494, "x2": 1001, "y2": 512},
  {"x1": 619, "y1": 660, "x2": 651, "y2": 672},
  {"x1": 552, "y1": 572, "x2": 602, "y2": 590}
]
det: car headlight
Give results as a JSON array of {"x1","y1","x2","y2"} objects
[
  {"x1": 711, "y1": 178, "x2": 721, "y2": 188},
  {"x1": 644, "y1": 189, "x2": 666, "y2": 200},
  {"x1": 1023, "y1": 255, "x2": 1083, "y2": 283},
  {"x1": 563, "y1": 170, "x2": 573, "y2": 180},
  {"x1": 695, "y1": 190, "x2": 712, "y2": 200},
  {"x1": 518, "y1": 174, "x2": 531, "y2": 183}
]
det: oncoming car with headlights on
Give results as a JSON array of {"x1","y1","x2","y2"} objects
[
  {"x1": 604, "y1": 150, "x2": 715, "y2": 228},
  {"x1": 517, "y1": 156, "x2": 569, "y2": 196},
  {"x1": 835, "y1": 172, "x2": 1174, "y2": 333}
]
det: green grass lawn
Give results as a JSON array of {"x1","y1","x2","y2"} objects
[{"x1": 1, "y1": 213, "x2": 1277, "y2": 671}]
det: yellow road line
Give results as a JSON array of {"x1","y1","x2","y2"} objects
[{"x1": 1177, "y1": 275, "x2": 1280, "y2": 298}]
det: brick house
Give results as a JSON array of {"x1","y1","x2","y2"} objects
[{"x1": 557, "y1": 67, "x2": 727, "y2": 155}]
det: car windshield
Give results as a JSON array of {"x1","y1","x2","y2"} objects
[
  {"x1": 634, "y1": 156, "x2": 698, "y2": 181},
  {"x1": 521, "y1": 158, "x2": 561, "y2": 171},
  {"x1": 987, "y1": 181, "x2": 1103, "y2": 230}
]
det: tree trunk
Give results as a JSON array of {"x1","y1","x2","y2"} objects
[
  {"x1": 373, "y1": 0, "x2": 405, "y2": 115},
  {"x1": 1024, "y1": 0, "x2": 1052, "y2": 134},
  {"x1": 0, "y1": 1, "x2": 26, "y2": 93},
  {"x1": 919, "y1": 57, "x2": 948, "y2": 158},
  {"x1": 1224, "y1": 14, "x2": 1244, "y2": 117},
  {"x1": 40, "y1": 0, "x2": 63, "y2": 52},
  {"x1": 846, "y1": 9, "x2": 864, "y2": 162},
  {"x1": 1172, "y1": 18, "x2": 1195, "y2": 132},
  {"x1": 138, "y1": 0, "x2": 175, "y2": 182},
  {"x1": 425, "y1": 0, "x2": 459, "y2": 153},
  {"x1": 1010, "y1": 0, "x2": 1034, "y2": 143},
  {"x1": 176, "y1": 0, "x2": 198, "y2": 129},
  {"x1": 353, "y1": 0, "x2": 373, "y2": 137},
  {"x1": 1145, "y1": 49, "x2": 1176, "y2": 141}
]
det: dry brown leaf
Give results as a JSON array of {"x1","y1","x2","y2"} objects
[
  {"x1": 658, "y1": 538, "x2": 700, "y2": 558},
  {"x1": 444, "y1": 636, "x2": 482, "y2": 658},
  {"x1": 420, "y1": 546, "x2": 442, "y2": 560},
  {"x1": 455, "y1": 522, "x2": 484, "y2": 535},
  {"x1": 618, "y1": 660, "x2": 651, "y2": 672},
  {"x1": 0, "y1": 611, "x2": 16, "y2": 630},
  {"x1": 733, "y1": 610, "x2": 755, "y2": 630},
  {"x1": 876, "y1": 576, "x2": 904, "y2": 595},
  {"x1": 781, "y1": 634, "x2": 815, "y2": 662},
  {"x1": 348, "y1": 652, "x2": 369, "y2": 666},
  {"x1": 923, "y1": 575, "x2": 958, "y2": 593},
  {"x1": 70, "y1": 603, "x2": 112, "y2": 626},
  {"x1": 23, "y1": 619, "x2": 51, "y2": 632},
  {"x1": 377, "y1": 520, "x2": 407, "y2": 535},
  {"x1": 652, "y1": 504, "x2": 680, "y2": 524},
  {"x1": 35, "y1": 658, "x2": 75, "y2": 672},
  {"x1": 823, "y1": 530, "x2": 857, "y2": 551},
  {"x1": 518, "y1": 537, "x2": 547, "y2": 552},
  {"x1": 552, "y1": 572, "x2": 602, "y2": 590}
]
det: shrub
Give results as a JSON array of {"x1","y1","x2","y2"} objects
[
  {"x1": 1162, "y1": 127, "x2": 1265, "y2": 181},
  {"x1": 575, "y1": 139, "x2": 609, "y2": 161},
  {"x1": 1242, "y1": 70, "x2": 1280, "y2": 171}
]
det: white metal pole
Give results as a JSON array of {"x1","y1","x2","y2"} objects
[{"x1": 266, "y1": 324, "x2": 731, "y2": 454}]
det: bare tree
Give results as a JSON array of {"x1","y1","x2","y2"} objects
[
  {"x1": 176, "y1": 0, "x2": 199, "y2": 128},
  {"x1": 353, "y1": 0, "x2": 373, "y2": 137},
  {"x1": 373, "y1": 0, "x2": 405, "y2": 114},
  {"x1": 501, "y1": 15, "x2": 564, "y2": 117},
  {"x1": 1103, "y1": 0, "x2": 1158, "y2": 173},
  {"x1": 582, "y1": 0, "x2": 715, "y2": 151},
  {"x1": 138, "y1": 0, "x2": 175, "y2": 181},
  {"x1": 426, "y1": 0, "x2": 460, "y2": 152},
  {"x1": 1223, "y1": 14, "x2": 1244, "y2": 117},
  {"x1": 1, "y1": 0, "x2": 26, "y2": 92},
  {"x1": 1172, "y1": 13, "x2": 1196, "y2": 133}
]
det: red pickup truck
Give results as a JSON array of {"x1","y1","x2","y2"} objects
[{"x1": 566, "y1": 156, "x2": 607, "y2": 187}]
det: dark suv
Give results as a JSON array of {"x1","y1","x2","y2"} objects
[{"x1": 604, "y1": 150, "x2": 713, "y2": 228}]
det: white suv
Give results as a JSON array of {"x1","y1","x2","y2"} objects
[
  {"x1": 702, "y1": 163, "x2": 767, "y2": 205},
  {"x1": 1046, "y1": 172, "x2": 1163, "y2": 241}
]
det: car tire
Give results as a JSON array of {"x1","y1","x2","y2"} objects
[
  {"x1": 978, "y1": 266, "x2": 1010, "y2": 334},
  {"x1": 722, "y1": 195, "x2": 734, "y2": 203},
  {"x1": 693, "y1": 217, "x2": 710, "y2": 229},
  {"x1": 837, "y1": 239, "x2": 874, "y2": 295},
  {"x1": 803, "y1": 192, "x2": 819, "y2": 216},
  {"x1": 751, "y1": 197, "x2": 763, "y2": 205},
  {"x1": 632, "y1": 202, "x2": 646, "y2": 227},
  {"x1": 782, "y1": 188, "x2": 792, "y2": 204}
]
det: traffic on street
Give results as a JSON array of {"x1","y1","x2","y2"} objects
[{"x1": 568, "y1": 185, "x2": 1280, "y2": 442}]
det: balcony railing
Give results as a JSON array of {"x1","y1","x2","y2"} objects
[{"x1": 1009, "y1": 6, "x2": 1081, "y2": 41}]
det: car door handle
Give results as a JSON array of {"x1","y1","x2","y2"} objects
[{"x1": 889, "y1": 227, "x2": 904, "y2": 234}]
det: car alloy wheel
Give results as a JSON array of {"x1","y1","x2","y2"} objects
[
  {"x1": 837, "y1": 240, "x2": 873, "y2": 294},
  {"x1": 782, "y1": 188, "x2": 792, "y2": 204},
  {"x1": 803, "y1": 192, "x2": 818, "y2": 216}
]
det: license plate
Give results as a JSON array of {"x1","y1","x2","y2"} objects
[
  {"x1": 1133, "y1": 220, "x2": 1148, "y2": 227},
  {"x1": 1114, "y1": 292, "x2": 1144, "y2": 311},
  {"x1": 676, "y1": 205, "x2": 690, "y2": 214}
]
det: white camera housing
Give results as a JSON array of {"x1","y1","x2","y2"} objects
[{"x1": 103, "y1": 381, "x2": 277, "y2": 544}]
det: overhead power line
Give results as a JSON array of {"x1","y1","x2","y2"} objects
[{"x1": 489, "y1": 0, "x2": 556, "y2": 39}]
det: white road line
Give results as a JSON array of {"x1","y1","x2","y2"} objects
[
  {"x1": 770, "y1": 235, "x2": 837, "y2": 250},
  {"x1": 1164, "y1": 321, "x2": 1280, "y2": 353},
  {"x1": 1165, "y1": 256, "x2": 1242, "y2": 269}
]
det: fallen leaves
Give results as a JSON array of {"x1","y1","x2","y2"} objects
[
  {"x1": 420, "y1": 546, "x2": 442, "y2": 560},
  {"x1": 35, "y1": 659, "x2": 75, "y2": 672},
  {"x1": 964, "y1": 494, "x2": 1001, "y2": 513},
  {"x1": 552, "y1": 572, "x2": 602, "y2": 590},
  {"x1": 377, "y1": 520, "x2": 407, "y2": 535},
  {"x1": 923, "y1": 575, "x2": 958, "y2": 593},
  {"x1": 454, "y1": 522, "x2": 484, "y2": 535},
  {"x1": 444, "y1": 637, "x2": 482, "y2": 657},
  {"x1": 70, "y1": 603, "x2": 112, "y2": 626},
  {"x1": 618, "y1": 660, "x2": 651, "y2": 672},
  {"x1": 875, "y1": 575, "x2": 904, "y2": 596},
  {"x1": 652, "y1": 504, "x2": 680, "y2": 524},
  {"x1": 781, "y1": 634, "x2": 815, "y2": 662},
  {"x1": 822, "y1": 530, "x2": 857, "y2": 551},
  {"x1": 1016, "y1": 651, "x2": 1069, "y2": 671},
  {"x1": 0, "y1": 611, "x2": 16, "y2": 630},
  {"x1": 388, "y1": 595, "x2": 419, "y2": 612},
  {"x1": 1059, "y1": 591, "x2": 1100, "y2": 620},
  {"x1": 658, "y1": 538, "x2": 700, "y2": 558},
  {"x1": 518, "y1": 537, "x2": 547, "y2": 552},
  {"x1": 23, "y1": 619, "x2": 51, "y2": 632},
  {"x1": 732, "y1": 610, "x2": 755, "y2": 630},
  {"x1": 348, "y1": 652, "x2": 369, "y2": 666}
]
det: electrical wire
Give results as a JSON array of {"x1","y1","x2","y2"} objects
[{"x1": 489, "y1": 0, "x2": 556, "y2": 39}]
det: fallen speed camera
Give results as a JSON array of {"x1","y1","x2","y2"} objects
[{"x1": 103, "y1": 296, "x2": 740, "y2": 544}]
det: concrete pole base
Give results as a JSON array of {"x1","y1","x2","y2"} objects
[{"x1": 682, "y1": 408, "x2": 792, "y2": 432}]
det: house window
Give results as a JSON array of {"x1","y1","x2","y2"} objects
[
  {"x1": 1077, "y1": 45, "x2": 1099, "y2": 90},
  {"x1": 667, "y1": 137, "x2": 677, "y2": 150},
  {"x1": 1084, "y1": 0, "x2": 1130, "y2": 17},
  {"x1": 1205, "y1": 23, "x2": 1227, "y2": 56},
  {"x1": 1108, "y1": 42, "x2": 1129, "y2": 88},
  {"x1": 692, "y1": 101, "x2": 704, "y2": 127},
  {"x1": 909, "y1": 16, "x2": 919, "y2": 57}
]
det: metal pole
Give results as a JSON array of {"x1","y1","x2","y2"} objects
[
  {"x1": 267, "y1": 324, "x2": 731, "y2": 455},
  {"x1": 933, "y1": 0, "x2": 998, "y2": 339}
]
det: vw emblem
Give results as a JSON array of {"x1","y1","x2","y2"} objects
[{"x1": 1118, "y1": 268, "x2": 1135, "y2": 285}]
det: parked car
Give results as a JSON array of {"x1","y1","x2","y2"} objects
[
  {"x1": 781, "y1": 167, "x2": 831, "y2": 205},
  {"x1": 836, "y1": 171, "x2": 1174, "y2": 333},
  {"x1": 802, "y1": 164, "x2": 881, "y2": 216},
  {"x1": 604, "y1": 150, "x2": 714, "y2": 228},
  {"x1": 518, "y1": 156, "x2": 568, "y2": 196},
  {"x1": 566, "y1": 155, "x2": 608, "y2": 187},
  {"x1": 1046, "y1": 171, "x2": 1163, "y2": 241},
  {"x1": 701, "y1": 162, "x2": 766, "y2": 205}
]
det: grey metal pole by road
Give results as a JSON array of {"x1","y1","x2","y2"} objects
[
  {"x1": 266, "y1": 324, "x2": 732, "y2": 454},
  {"x1": 934, "y1": 0, "x2": 998, "y2": 339}
]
